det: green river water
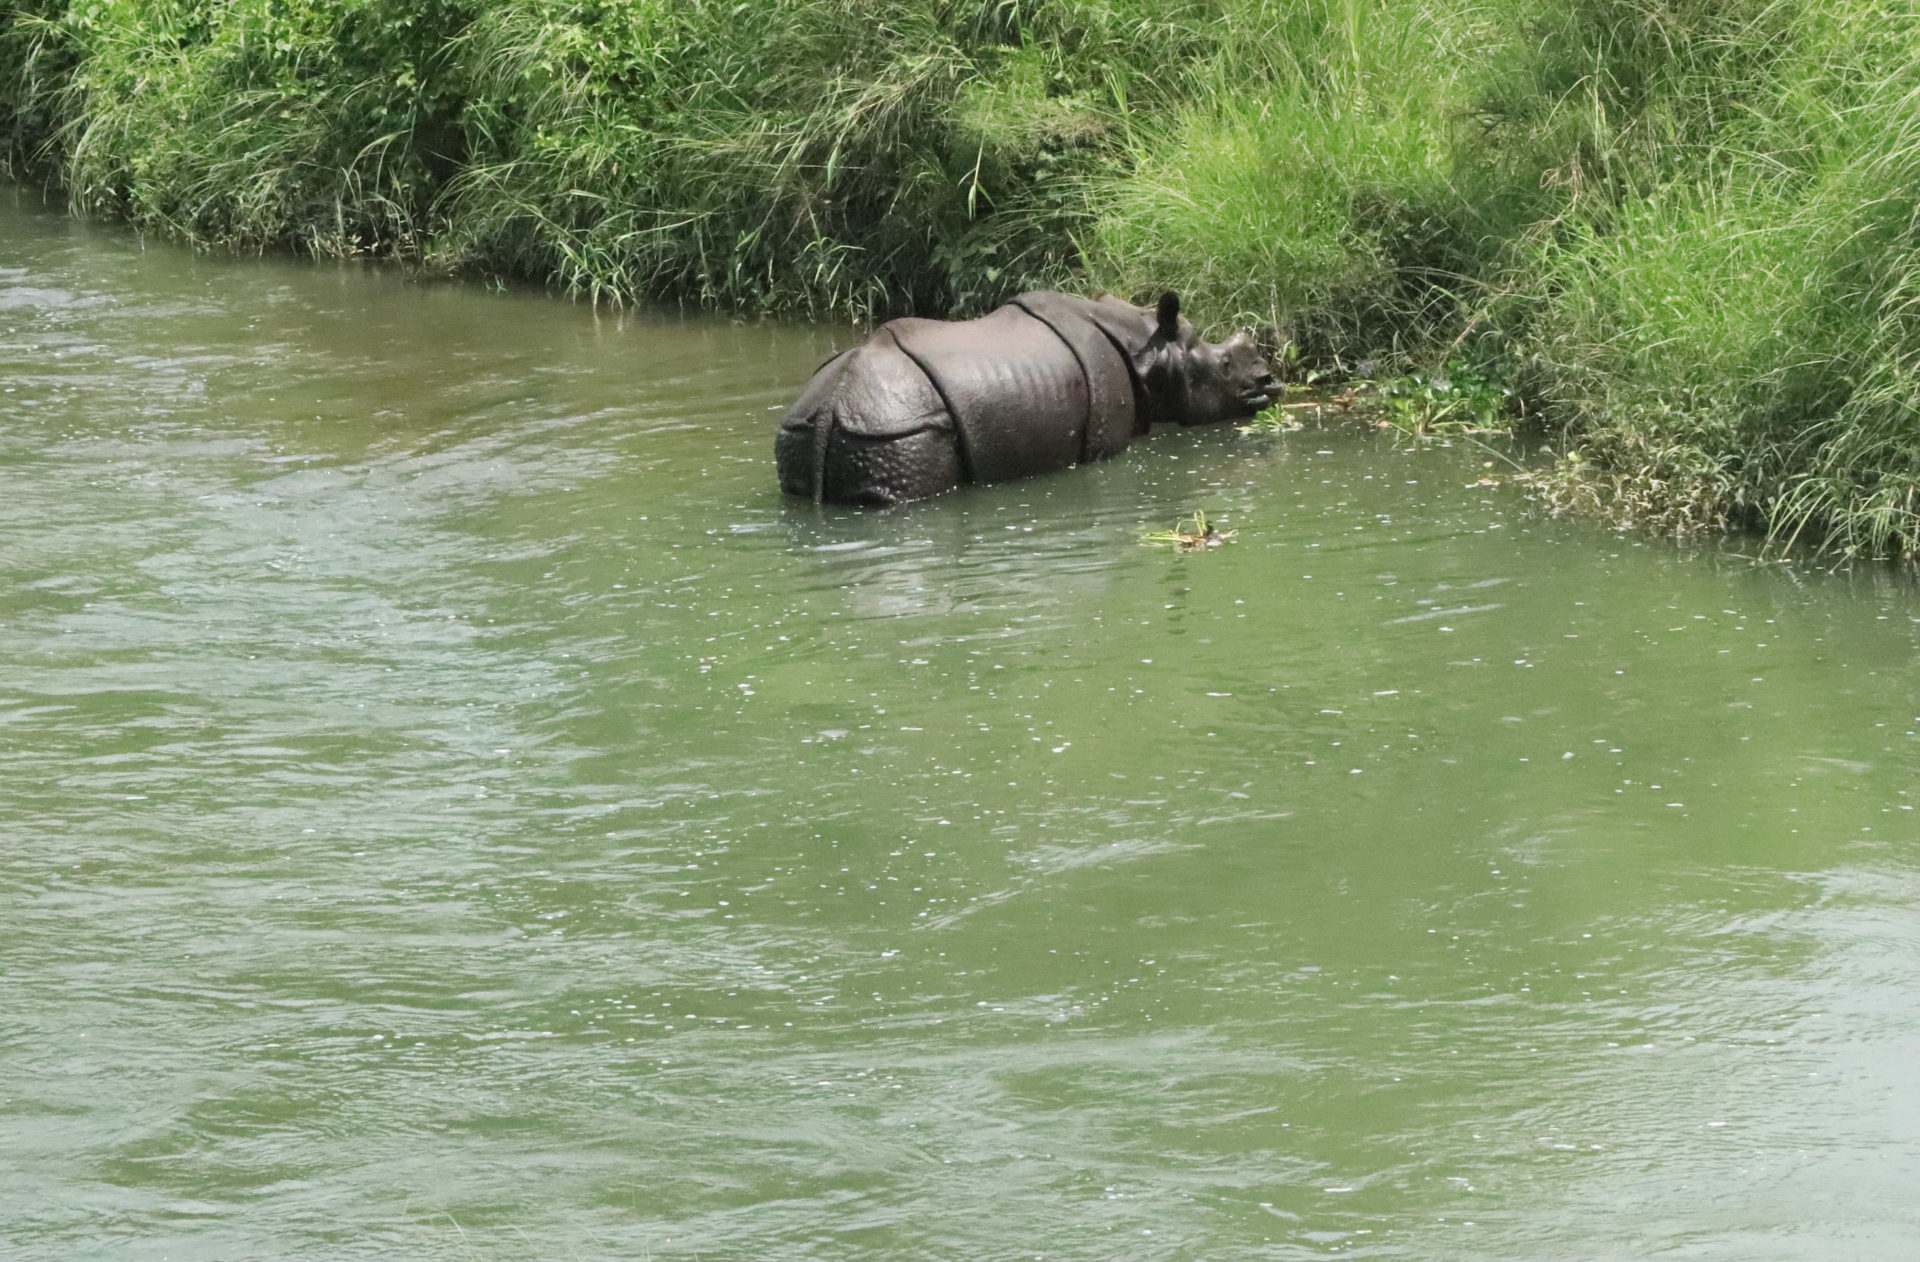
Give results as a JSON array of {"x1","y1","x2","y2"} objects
[{"x1": 4, "y1": 187, "x2": 1919, "y2": 1261}]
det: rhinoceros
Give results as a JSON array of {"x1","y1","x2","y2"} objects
[{"x1": 775, "y1": 290, "x2": 1282, "y2": 506}]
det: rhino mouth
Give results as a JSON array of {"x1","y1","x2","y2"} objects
[{"x1": 1243, "y1": 379, "x2": 1285, "y2": 411}]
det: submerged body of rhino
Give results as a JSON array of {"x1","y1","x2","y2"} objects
[{"x1": 775, "y1": 290, "x2": 1281, "y2": 506}]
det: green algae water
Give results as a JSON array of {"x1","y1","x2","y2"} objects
[{"x1": 5, "y1": 186, "x2": 1920, "y2": 1261}]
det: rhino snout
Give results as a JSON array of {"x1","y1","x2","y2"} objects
[{"x1": 1242, "y1": 366, "x2": 1283, "y2": 411}]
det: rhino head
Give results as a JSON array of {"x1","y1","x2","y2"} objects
[{"x1": 1137, "y1": 291, "x2": 1283, "y2": 426}]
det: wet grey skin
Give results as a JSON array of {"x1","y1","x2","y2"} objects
[{"x1": 775, "y1": 290, "x2": 1284, "y2": 506}]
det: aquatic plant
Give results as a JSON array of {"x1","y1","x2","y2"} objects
[
  {"x1": 1141, "y1": 509, "x2": 1236, "y2": 549},
  {"x1": 1376, "y1": 362, "x2": 1516, "y2": 438}
]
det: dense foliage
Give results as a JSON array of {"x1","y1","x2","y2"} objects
[
  {"x1": 2, "y1": 0, "x2": 1198, "y2": 314},
  {"x1": 9, "y1": 0, "x2": 1920, "y2": 557}
]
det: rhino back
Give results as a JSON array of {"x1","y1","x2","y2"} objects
[
  {"x1": 1036, "y1": 293, "x2": 1157, "y2": 364},
  {"x1": 886, "y1": 306, "x2": 1088, "y2": 486},
  {"x1": 1012, "y1": 292, "x2": 1141, "y2": 459}
]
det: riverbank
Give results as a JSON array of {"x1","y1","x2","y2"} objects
[{"x1": 7, "y1": 0, "x2": 1920, "y2": 557}]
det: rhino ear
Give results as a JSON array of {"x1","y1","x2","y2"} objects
[{"x1": 1155, "y1": 291, "x2": 1181, "y2": 338}]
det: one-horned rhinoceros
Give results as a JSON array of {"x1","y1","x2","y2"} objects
[{"x1": 775, "y1": 290, "x2": 1282, "y2": 506}]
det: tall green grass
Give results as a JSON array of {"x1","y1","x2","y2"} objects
[
  {"x1": 10, "y1": 0, "x2": 1920, "y2": 555},
  {"x1": 6, "y1": 0, "x2": 476, "y2": 250},
  {"x1": 1506, "y1": 0, "x2": 1920, "y2": 556},
  {"x1": 433, "y1": 0, "x2": 1114, "y2": 315},
  {"x1": 2, "y1": 0, "x2": 1217, "y2": 316},
  {"x1": 1082, "y1": 1, "x2": 1543, "y2": 353},
  {"x1": 1085, "y1": 0, "x2": 1920, "y2": 556}
]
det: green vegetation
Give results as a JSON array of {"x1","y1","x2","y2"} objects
[
  {"x1": 0, "y1": 0, "x2": 1190, "y2": 314},
  {"x1": 1141, "y1": 508, "x2": 1236, "y2": 549},
  {"x1": 1376, "y1": 362, "x2": 1516, "y2": 439},
  {"x1": 8, "y1": 1, "x2": 1920, "y2": 557}
]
